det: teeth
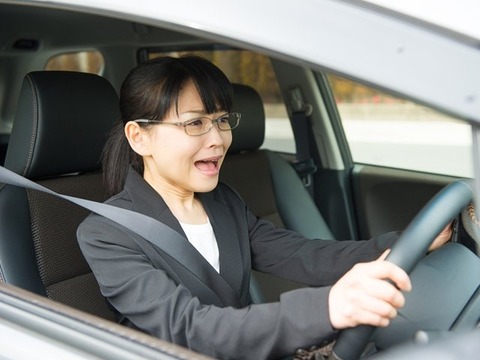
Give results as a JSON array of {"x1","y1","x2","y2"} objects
[{"x1": 198, "y1": 159, "x2": 219, "y2": 164}]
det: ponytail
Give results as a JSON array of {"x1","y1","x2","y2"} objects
[{"x1": 101, "y1": 121, "x2": 143, "y2": 197}]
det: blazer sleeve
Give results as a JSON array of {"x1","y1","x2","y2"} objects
[
  {"x1": 247, "y1": 206, "x2": 400, "y2": 286},
  {"x1": 77, "y1": 215, "x2": 338, "y2": 360},
  {"x1": 212, "y1": 181, "x2": 399, "y2": 286}
]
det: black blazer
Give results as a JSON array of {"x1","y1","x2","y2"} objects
[{"x1": 77, "y1": 168, "x2": 397, "y2": 360}]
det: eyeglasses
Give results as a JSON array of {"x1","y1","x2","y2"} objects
[{"x1": 134, "y1": 112, "x2": 241, "y2": 136}]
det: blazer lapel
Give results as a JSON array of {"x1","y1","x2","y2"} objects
[
  {"x1": 200, "y1": 191, "x2": 245, "y2": 296},
  {"x1": 124, "y1": 169, "x2": 243, "y2": 306}
]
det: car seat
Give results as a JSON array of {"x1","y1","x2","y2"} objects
[
  {"x1": 0, "y1": 71, "x2": 118, "y2": 320},
  {"x1": 221, "y1": 84, "x2": 335, "y2": 301}
]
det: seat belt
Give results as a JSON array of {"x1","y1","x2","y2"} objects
[
  {"x1": 0, "y1": 165, "x2": 263, "y2": 304},
  {"x1": 288, "y1": 88, "x2": 317, "y2": 197},
  {"x1": 0, "y1": 165, "x2": 189, "y2": 270}
]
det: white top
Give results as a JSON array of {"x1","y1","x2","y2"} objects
[{"x1": 180, "y1": 218, "x2": 220, "y2": 273}]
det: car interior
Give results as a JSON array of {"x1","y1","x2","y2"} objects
[
  {"x1": 1, "y1": 1, "x2": 480, "y2": 359},
  {"x1": 0, "y1": 68, "x2": 331, "y2": 314}
]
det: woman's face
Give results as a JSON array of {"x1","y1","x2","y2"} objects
[{"x1": 139, "y1": 80, "x2": 233, "y2": 195}]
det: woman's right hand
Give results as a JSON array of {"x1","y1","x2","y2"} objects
[{"x1": 328, "y1": 251, "x2": 412, "y2": 330}]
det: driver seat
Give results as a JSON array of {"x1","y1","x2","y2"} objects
[
  {"x1": 221, "y1": 84, "x2": 335, "y2": 302},
  {"x1": 0, "y1": 71, "x2": 118, "y2": 320}
]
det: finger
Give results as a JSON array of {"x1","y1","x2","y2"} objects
[
  {"x1": 444, "y1": 221, "x2": 453, "y2": 231},
  {"x1": 429, "y1": 223, "x2": 453, "y2": 250},
  {"x1": 344, "y1": 271, "x2": 406, "y2": 309},
  {"x1": 358, "y1": 277, "x2": 407, "y2": 309},
  {"x1": 355, "y1": 297, "x2": 398, "y2": 326},
  {"x1": 357, "y1": 310, "x2": 393, "y2": 328},
  {"x1": 363, "y1": 297, "x2": 398, "y2": 320},
  {"x1": 339, "y1": 297, "x2": 397, "y2": 328},
  {"x1": 439, "y1": 222, "x2": 453, "y2": 238},
  {"x1": 356, "y1": 261, "x2": 412, "y2": 292}
]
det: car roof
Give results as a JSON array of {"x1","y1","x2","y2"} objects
[
  {"x1": 11, "y1": 0, "x2": 480, "y2": 124},
  {"x1": 365, "y1": 0, "x2": 480, "y2": 40}
]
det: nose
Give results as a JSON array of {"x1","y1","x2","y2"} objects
[{"x1": 205, "y1": 121, "x2": 230, "y2": 147}]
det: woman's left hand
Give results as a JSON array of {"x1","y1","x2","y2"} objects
[{"x1": 428, "y1": 222, "x2": 453, "y2": 251}]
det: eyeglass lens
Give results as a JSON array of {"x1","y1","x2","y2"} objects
[{"x1": 185, "y1": 113, "x2": 239, "y2": 135}]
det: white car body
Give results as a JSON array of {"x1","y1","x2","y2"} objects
[{"x1": 2, "y1": 0, "x2": 480, "y2": 358}]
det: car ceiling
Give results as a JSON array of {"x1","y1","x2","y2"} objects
[
  {"x1": 0, "y1": 4, "x2": 201, "y2": 51},
  {"x1": 0, "y1": 3, "x2": 211, "y2": 127}
]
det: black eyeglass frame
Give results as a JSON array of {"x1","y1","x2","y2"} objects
[{"x1": 133, "y1": 112, "x2": 241, "y2": 136}]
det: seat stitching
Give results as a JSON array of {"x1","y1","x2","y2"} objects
[{"x1": 23, "y1": 74, "x2": 39, "y2": 177}]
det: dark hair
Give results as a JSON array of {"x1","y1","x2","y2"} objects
[{"x1": 102, "y1": 55, "x2": 233, "y2": 196}]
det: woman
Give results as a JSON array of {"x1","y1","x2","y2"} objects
[{"x1": 77, "y1": 55, "x2": 450, "y2": 359}]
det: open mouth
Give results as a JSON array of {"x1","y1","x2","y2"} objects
[{"x1": 194, "y1": 156, "x2": 222, "y2": 174}]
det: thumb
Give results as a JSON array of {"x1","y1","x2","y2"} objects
[{"x1": 377, "y1": 249, "x2": 391, "y2": 261}]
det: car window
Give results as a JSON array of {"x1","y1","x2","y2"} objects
[
  {"x1": 147, "y1": 49, "x2": 295, "y2": 154},
  {"x1": 328, "y1": 74, "x2": 473, "y2": 178},
  {"x1": 45, "y1": 50, "x2": 104, "y2": 75}
]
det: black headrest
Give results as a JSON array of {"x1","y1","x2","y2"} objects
[
  {"x1": 229, "y1": 84, "x2": 265, "y2": 153},
  {"x1": 5, "y1": 71, "x2": 119, "y2": 179}
]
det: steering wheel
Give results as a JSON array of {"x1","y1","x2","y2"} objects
[{"x1": 331, "y1": 179, "x2": 475, "y2": 360}]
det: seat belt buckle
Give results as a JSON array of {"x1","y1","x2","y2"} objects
[{"x1": 292, "y1": 158, "x2": 317, "y2": 187}]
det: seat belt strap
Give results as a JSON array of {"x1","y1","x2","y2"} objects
[
  {"x1": 0, "y1": 165, "x2": 189, "y2": 266},
  {"x1": 288, "y1": 88, "x2": 317, "y2": 196},
  {"x1": 291, "y1": 111, "x2": 317, "y2": 188}
]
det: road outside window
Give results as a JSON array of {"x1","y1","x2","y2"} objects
[{"x1": 329, "y1": 75, "x2": 473, "y2": 178}]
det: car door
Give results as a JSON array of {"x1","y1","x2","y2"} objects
[{"x1": 303, "y1": 70, "x2": 469, "y2": 241}]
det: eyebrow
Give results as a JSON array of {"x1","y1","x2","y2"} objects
[
  {"x1": 179, "y1": 110, "x2": 207, "y2": 116},
  {"x1": 180, "y1": 109, "x2": 228, "y2": 117}
]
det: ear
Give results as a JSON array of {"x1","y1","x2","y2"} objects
[{"x1": 124, "y1": 121, "x2": 151, "y2": 156}]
